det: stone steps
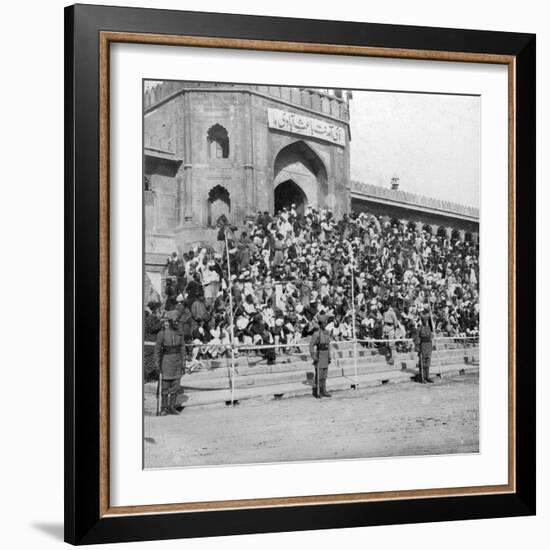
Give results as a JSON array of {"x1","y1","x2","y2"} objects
[
  {"x1": 174, "y1": 363, "x2": 477, "y2": 409},
  {"x1": 181, "y1": 346, "x2": 479, "y2": 384},
  {"x1": 189, "y1": 343, "x2": 477, "y2": 371},
  {"x1": 180, "y1": 353, "x2": 477, "y2": 391},
  {"x1": 145, "y1": 348, "x2": 479, "y2": 414}
]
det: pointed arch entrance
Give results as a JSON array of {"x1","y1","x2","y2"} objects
[
  {"x1": 273, "y1": 140, "x2": 328, "y2": 215},
  {"x1": 274, "y1": 179, "x2": 307, "y2": 215},
  {"x1": 207, "y1": 185, "x2": 231, "y2": 227}
]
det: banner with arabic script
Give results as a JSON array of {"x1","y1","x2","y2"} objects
[{"x1": 267, "y1": 108, "x2": 346, "y2": 147}]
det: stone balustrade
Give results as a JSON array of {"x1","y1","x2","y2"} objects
[{"x1": 352, "y1": 181, "x2": 479, "y2": 221}]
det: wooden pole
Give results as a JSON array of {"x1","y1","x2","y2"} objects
[
  {"x1": 156, "y1": 372, "x2": 162, "y2": 416},
  {"x1": 224, "y1": 228, "x2": 237, "y2": 405},
  {"x1": 349, "y1": 244, "x2": 359, "y2": 390}
]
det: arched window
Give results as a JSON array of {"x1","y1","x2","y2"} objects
[{"x1": 207, "y1": 124, "x2": 230, "y2": 159}]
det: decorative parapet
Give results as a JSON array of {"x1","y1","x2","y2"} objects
[
  {"x1": 351, "y1": 180, "x2": 479, "y2": 221},
  {"x1": 144, "y1": 81, "x2": 350, "y2": 122}
]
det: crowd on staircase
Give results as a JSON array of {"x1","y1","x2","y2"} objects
[{"x1": 144, "y1": 205, "x2": 479, "y2": 374}]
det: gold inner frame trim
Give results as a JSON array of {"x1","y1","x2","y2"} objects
[{"x1": 98, "y1": 31, "x2": 516, "y2": 518}]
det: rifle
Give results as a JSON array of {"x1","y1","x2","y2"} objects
[
  {"x1": 156, "y1": 371, "x2": 162, "y2": 416},
  {"x1": 314, "y1": 359, "x2": 321, "y2": 398}
]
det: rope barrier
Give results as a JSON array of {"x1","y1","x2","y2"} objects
[
  {"x1": 145, "y1": 328, "x2": 478, "y2": 402},
  {"x1": 144, "y1": 334, "x2": 479, "y2": 349}
]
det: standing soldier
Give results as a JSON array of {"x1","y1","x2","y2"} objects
[
  {"x1": 309, "y1": 313, "x2": 332, "y2": 399},
  {"x1": 154, "y1": 310, "x2": 186, "y2": 415},
  {"x1": 144, "y1": 301, "x2": 163, "y2": 382},
  {"x1": 382, "y1": 301, "x2": 399, "y2": 365},
  {"x1": 414, "y1": 313, "x2": 434, "y2": 383}
]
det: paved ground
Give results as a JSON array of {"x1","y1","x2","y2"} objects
[{"x1": 144, "y1": 372, "x2": 479, "y2": 469}]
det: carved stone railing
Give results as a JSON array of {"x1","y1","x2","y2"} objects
[{"x1": 351, "y1": 180, "x2": 479, "y2": 220}]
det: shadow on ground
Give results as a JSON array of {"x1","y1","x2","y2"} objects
[{"x1": 31, "y1": 522, "x2": 64, "y2": 541}]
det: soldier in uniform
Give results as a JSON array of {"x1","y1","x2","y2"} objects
[
  {"x1": 382, "y1": 301, "x2": 399, "y2": 365},
  {"x1": 414, "y1": 313, "x2": 434, "y2": 383},
  {"x1": 154, "y1": 310, "x2": 186, "y2": 415},
  {"x1": 309, "y1": 313, "x2": 332, "y2": 398},
  {"x1": 144, "y1": 301, "x2": 163, "y2": 381}
]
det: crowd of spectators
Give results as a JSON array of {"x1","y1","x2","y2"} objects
[{"x1": 144, "y1": 205, "x2": 479, "y2": 369}]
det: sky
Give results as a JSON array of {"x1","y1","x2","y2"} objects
[{"x1": 349, "y1": 91, "x2": 480, "y2": 208}]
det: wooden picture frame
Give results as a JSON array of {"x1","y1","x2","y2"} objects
[{"x1": 65, "y1": 3, "x2": 536, "y2": 544}]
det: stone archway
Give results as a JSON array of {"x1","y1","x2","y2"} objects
[
  {"x1": 273, "y1": 140, "x2": 328, "y2": 214},
  {"x1": 274, "y1": 179, "x2": 307, "y2": 215}
]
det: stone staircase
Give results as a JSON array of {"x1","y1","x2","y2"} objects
[{"x1": 144, "y1": 343, "x2": 479, "y2": 412}]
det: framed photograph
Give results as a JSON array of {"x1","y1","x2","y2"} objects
[{"x1": 65, "y1": 4, "x2": 536, "y2": 545}]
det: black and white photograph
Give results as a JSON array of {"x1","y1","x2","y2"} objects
[
  {"x1": 142, "y1": 80, "x2": 480, "y2": 469},
  {"x1": 0, "y1": 0, "x2": 543, "y2": 545}
]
